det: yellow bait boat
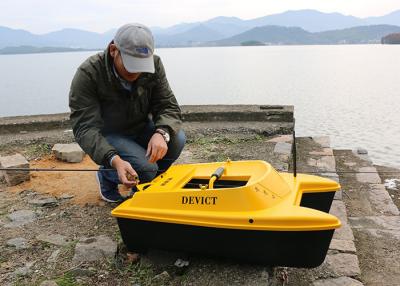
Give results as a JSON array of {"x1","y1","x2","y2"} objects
[{"x1": 112, "y1": 160, "x2": 341, "y2": 267}]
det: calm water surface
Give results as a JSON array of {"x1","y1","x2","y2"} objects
[{"x1": 0, "y1": 45, "x2": 399, "y2": 168}]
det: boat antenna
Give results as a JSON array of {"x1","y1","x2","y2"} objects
[{"x1": 292, "y1": 118, "x2": 297, "y2": 178}]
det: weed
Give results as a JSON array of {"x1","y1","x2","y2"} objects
[{"x1": 55, "y1": 272, "x2": 77, "y2": 286}]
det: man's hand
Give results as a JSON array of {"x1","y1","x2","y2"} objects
[
  {"x1": 111, "y1": 156, "x2": 139, "y2": 187},
  {"x1": 146, "y1": 133, "x2": 168, "y2": 163}
]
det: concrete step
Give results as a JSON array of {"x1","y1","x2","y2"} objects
[
  {"x1": 334, "y1": 149, "x2": 400, "y2": 286},
  {"x1": 277, "y1": 137, "x2": 363, "y2": 286}
]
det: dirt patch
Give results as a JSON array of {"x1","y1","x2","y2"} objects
[{"x1": 7, "y1": 155, "x2": 103, "y2": 206}]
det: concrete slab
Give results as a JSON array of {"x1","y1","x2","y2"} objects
[
  {"x1": 324, "y1": 253, "x2": 361, "y2": 277},
  {"x1": 329, "y1": 239, "x2": 357, "y2": 253},
  {"x1": 368, "y1": 184, "x2": 400, "y2": 215},
  {"x1": 313, "y1": 136, "x2": 331, "y2": 148},
  {"x1": 274, "y1": 142, "x2": 292, "y2": 155},
  {"x1": 356, "y1": 167, "x2": 381, "y2": 184},
  {"x1": 313, "y1": 277, "x2": 363, "y2": 286}
]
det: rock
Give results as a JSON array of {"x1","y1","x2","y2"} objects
[
  {"x1": 356, "y1": 148, "x2": 368, "y2": 155},
  {"x1": 313, "y1": 276, "x2": 363, "y2": 286},
  {"x1": 47, "y1": 249, "x2": 60, "y2": 263},
  {"x1": 356, "y1": 167, "x2": 381, "y2": 184},
  {"x1": 274, "y1": 142, "x2": 292, "y2": 155},
  {"x1": 13, "y1": 262, "x2": 34, "y2": 277},
  {"x1": 52, "y1": 143, "x2": 85, "y2": 163},
  {"x1": 6, "y1": 237, "x2": 29, "y2": 250},
  {"x1": 69, "y1": 267, "x2": 95, "y2": 277},
  {"x1": 59, "y1": 193, "x2": 74, "y2": 200},
  {"x1": 329, "y1": 239, "x2": 356, "y2": 253},
  {"x1": 324, "y1": 253, "x2": 361, "y2": 277},
  {"x1": 0, "y1": 154, "x2": 30, "y2": 186},
  {"x1": 29, "y1": 197, "x2": 58, "y2": 207},
  {"x1": 174, "y1": 258, "x2": 190, "y2": 275},
  {"x1": 126, "y1": 252, "x2": 140, "y2": 263},
  {"x1": 37, "y1": 234, "x2": 69, "y2": 246},
  {"x1": 5, "y1": 209, "x2": 36, "y2": 228},
  {"x1": 152, "y1": 271, "x2": 171, "y2": 284},
  {"x1": 72, "y1": 235, "x2": 117, "y2": 264},
  {"x1": 40, "y1": 281, "x2": 58, "y2": 286}
]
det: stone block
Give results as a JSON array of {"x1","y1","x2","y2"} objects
[
  {"x1": 368, "y1": 184, "x2": 399, "y2": 215},
  {"x1": 72, "y1": 235, "x2": 117, "y2": 263},
  {"x1": 309, "y1": 148, "x2": 334, "y2": 156},
  {"x1": 52, "y1": 143, "x2": 85, "y2": 163},
  {"x1": 313, "y1": 277, "x2": 363, "y2": 286},
  {"x1": 37, "y1": 233, "x2": 69, "y2": 246},
  {"x1": 5, "y1": 209, "x2": 37, "y2": 228},
  {"x1": 6, "y1": 237, "x2": 29, "y2": 250},
  {"x1": 349, "y1": 216, "x2": 400, "y2": 230},
  {"x1": 313, "y1": 136, "x2": 330, "y2": 148},
  {"x1": 329, "y1": 239, "x2": 356, "y2": 253},
  {"x1": 273, "y1": 142, "x2": 292, "y2": 155},
  {"x1": 0, "y1": 154, "x2": 30, "y2": 186},
  {"x1": 324, "y1": 253, "x2": 361, "y2": 277},
  {"x1": 267, "y1": 134, "x2": 293, "y2": 143},
  {"x1": 356, "y1": 167, "x2": 381, "y2": 184}
]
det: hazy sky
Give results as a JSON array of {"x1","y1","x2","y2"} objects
[{"x1": 1, "y1": 0, "x2": 399, "y2": 34}]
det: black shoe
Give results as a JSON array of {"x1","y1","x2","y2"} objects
[{"x1": 95, "y1": 171, "x2": 124, "y2": 203}]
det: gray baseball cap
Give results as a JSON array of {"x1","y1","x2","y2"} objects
[{"x1": 114, "y1": 23, "x2": 155, "y2": 73}]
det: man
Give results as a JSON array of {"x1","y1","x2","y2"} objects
[{"x1": 69, "y1": 23, "x2": 185, "y2": 203}]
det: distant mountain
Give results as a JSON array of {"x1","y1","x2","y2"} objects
[
  {"x1": 0, "y1": 26, "x2": 112, "y2": 49},
  {"x1": 0, "y1": 45, "x2": 95, "y2": 55},
  {"x1": 2, "y1": 9, "x2": 400, "y2": 50},
  {"x1": 213, "y1": 26, "x2": 315, "y2": 46},
  {"x1": 211, "y1": 24, "x2": 400, "y2": 46}
]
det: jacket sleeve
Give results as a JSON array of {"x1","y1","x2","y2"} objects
[
  {"x1": 69, "y1": 68, "x2": 117, "y2": 166},
  {"x1": 150, "y1": 56, "x2": 182, "y2": 134}
]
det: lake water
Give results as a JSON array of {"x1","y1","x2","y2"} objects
[{"x1": 0, "y1": 45, "x2": 399, "y2": 168}]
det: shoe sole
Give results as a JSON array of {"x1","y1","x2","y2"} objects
[{"x1": 95, "y1": 171, "x2": 122, "y2": 203}]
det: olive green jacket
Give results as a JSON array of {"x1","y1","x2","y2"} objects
[{"x1": 69, "y1": 47, "x2": 182, "y2": 166}]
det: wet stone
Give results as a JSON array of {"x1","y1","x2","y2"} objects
[
  {"x1": 313, "y1": 276, "x2": 364, "y2": 286},
  {"x1": 6, "y1": 237, "x2": 29, "y2": 250},
  {"x1": 72, "y1": 235, "x2": 117, "y2": 263},
  {"x1": 5, "y1": 209, "x2": 36, "y2": 228},
  {"x1": 356, "y1": 148, "x2": 368, "y2": 155},
  {"x1": 37, "y1": 234, "x2": 69, "y2": 246}
]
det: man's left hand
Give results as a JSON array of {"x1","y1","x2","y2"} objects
[{"x1": 146, "y1": 133, "x2": 168, "y2": 163}]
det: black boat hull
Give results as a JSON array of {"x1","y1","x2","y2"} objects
[{"x1": 117, "y1": 218, "x2": 334, "y2": 268}]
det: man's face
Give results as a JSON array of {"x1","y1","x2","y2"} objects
[{"x1": 110, "y1": 44, "x2": 141, "y2": 82}]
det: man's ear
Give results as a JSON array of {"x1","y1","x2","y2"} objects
[{"x1": 109, "y1": 44, "x2": 117, "y2": 58}]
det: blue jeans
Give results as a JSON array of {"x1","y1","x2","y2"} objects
[{"x1": 101, "y1": 121, "x2": 186, "y2": 186}]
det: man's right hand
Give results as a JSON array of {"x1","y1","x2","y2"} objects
[{"x1": 111, "y1": 155, "x2": 138, "y2": 188}]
